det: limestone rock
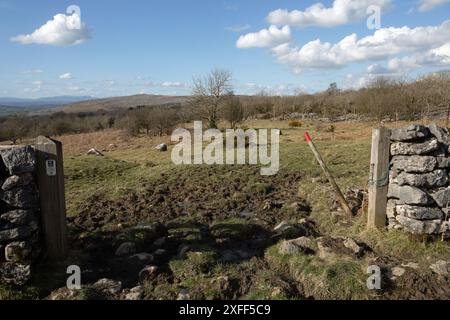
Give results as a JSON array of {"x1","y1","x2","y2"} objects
[
  {"x1": 2, "y1": 173, "x2": 34, "y2": 191},
  {"x1": 5, "y1": 241, "x2": 31, "y2": 262},
  {"x1": 396, "y1": 205, "x2": 444, "y2": 220},
  {"x1": 115, "y1": 242, "x2": 136, "y2": 257},
  {"x1": 390, "y1": 125, "x2": 430, "y2": 142},
  {"x1": 279, "y1": 237, "x2": 314, "y2": 255},
  {"x1": 396, "y1": 170, "x2": 448, "y2": 188},
  {"x1": 0, "y1": 262, "x2": 31, "y2": 285},
  {"x1": 93, "y1": 278, "x2": 122, "y2": 295},
  {"x1": 138, "y1": 265, "x2": 159, "y2": 283},
  {"x1": 387, "y1": 184, "x2": 432, "y2": 205},
  {"x1": 155, "y1": 144, "x2": 168, "y2": 152},
  {"x1": 429, "y1": 260, "x2": 449, "y2": 276},
  {"x1": 86, "y1": 148, "x2": 104, "y2": 156},
  {"x1": 389, "y1": 267, "x2": 406, "y2": 280},
  {"x1": 0, "y1": 226, "x2": 31, "y2": 242},
  {"x1": 436, "y1": 157, "x2": 450, "y2": 169},
  {"x1": 391, "y1": 139, "x2": 439, "y2": 156},
  {"x1": 343, "y1": 238, "x2": 364, "y2": 256},
  {"x1": 0, "y1": 210, "x2": 35, "y2": 227},
  {"x1": 391, "y1": 156, "x2": 437, "y2": 173},
  {"x1": 386, "y1": 199, "x2": 398, "y2": 219},
  {"x1": 428, "y1": 124, "x2": 450, "y2": 144},
  {"x1": 124, "y1": 286, "x2": 143, "y2": 300},
  {"x1": 0, "y1": 146, "x2": 36, "y2": 175},
  {"x1": 395, "y1": 216, "x2": 442, "y2": 234},
  {"x1": 177, "y1": 289, "x2": 190, "y2": 300},
  {"x1": 430, "y1": 187, "x2": 450, "y2": 208},
  {"x1": 128, "y1": 253, "x2": 154, "y2": 263},
  {"x1": 0, "y1": 185, "x2": 39, "y2": 209},
  {"x1": 273, "y1": 221, "x2": 307, "y2": 239}
]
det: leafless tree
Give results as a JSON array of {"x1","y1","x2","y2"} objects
[
  {"x1": 222, "y1": 93, "x2": 244, "y2": 129},
  {"x1": 192, "y1": 68, "x2": 233, "y2": 129}
]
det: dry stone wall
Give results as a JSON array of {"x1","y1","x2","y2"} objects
[
  {"x1": 0, "y1": 146, "x2": 41, "y2": 285},
  {"x1": 388, "y1": 124, "x2": 450, "y2": 237}
]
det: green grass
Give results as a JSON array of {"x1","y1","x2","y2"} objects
[{"x1": 7, "y1": 122, "x2": 450, "y2": 300}]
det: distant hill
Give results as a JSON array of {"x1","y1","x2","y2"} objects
[
  {"x1": 34, "y1": 94, "x2": 190, "y2": 114},
  {"x1": 0, "y1": 95, "x2": 190, "y2": 116},
  {"x1": 0, "y1": 96, "x2": 94, "y2": 108}
]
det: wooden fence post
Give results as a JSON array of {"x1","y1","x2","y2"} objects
[
  {"x1": 35, "y1": 136, "x2": 68, "y2": 261},
  {"x1": 367, "y1": 128, "x2": 391, "y2": 229}
]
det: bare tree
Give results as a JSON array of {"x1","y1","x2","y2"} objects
[
  {"x1": 222, "y1": 92, "x2": 244, "y2": 129},
  {"x1": 192, "y1": 68, "x2": 233, "y2": 129}
]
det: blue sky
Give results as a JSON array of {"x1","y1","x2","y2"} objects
[{"x1": 0, "y1": 0, "x2": 450, "y2": 98}]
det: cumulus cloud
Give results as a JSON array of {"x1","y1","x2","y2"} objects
[
  {"x1": 386, "y1": 43, "x2": 450, "y2": 72},
  {"x1": 269, "y1": 20, "x2": 450, "y2": 72},
  {"x1": 59, "y1": 73, "x2": 74, "y2": 80},
  {"x1": 11, "y1": 12, "x2": 90, "y2": 46},
  {"x1": 267, "y1": 0, "x2": 392, "y2": 28},
  {"x1": 418, "y1": 0, "x2": 450, "y2": 12},
  {"x1": 225, "y1": 24, "x2": 251, "y2": 33},
  {"x1": 236, "y1": 25, "x2": 291, "y2": 48}
]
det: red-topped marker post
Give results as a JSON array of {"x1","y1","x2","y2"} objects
[{"x1": 304, "y1": 132, "x2": 353, "y2": 216}]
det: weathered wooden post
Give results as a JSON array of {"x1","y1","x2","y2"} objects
[
  {"x1": 367, "y1": 128, "x2": 391, "y2": 229},
  {"x1": 35, "y1": 136, "x2": 68, "y2": 261},
  {"x1": 304, "y1": 132, "x2": 353, "y2": 216}
]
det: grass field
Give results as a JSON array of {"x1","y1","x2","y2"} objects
[{"x1": 1, "y1": 119, "x2": 450, "y2": 300}]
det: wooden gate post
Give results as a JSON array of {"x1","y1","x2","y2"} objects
[
  {"x1": 35, "y1": 136, "x2": 68, "y2": 261},
  {"x1": 367, "y1": 128, "x2": 391, "y2": 229}
]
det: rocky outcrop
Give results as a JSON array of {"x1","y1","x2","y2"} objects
[
  {"x1": 387, "y1": 125, "x2": 450, "y2": 237},
  {"x1": 0, "y1": 146, "x2": 41, "y2": 286}
]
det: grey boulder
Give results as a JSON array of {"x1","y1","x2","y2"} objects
[
  {"x1": 391, "y1": 156, "x2": 437, "y2": 173},
  {"x1": 0, "y1": 226, "x2": 31, "y2": 242},
  {"x1": 0, "y1": 210, "x2": 35, "y2": 230},
  {"x1": 387, "y1": 184, "x2": 431, "y2": 205},
  {"x1": 395, "y1": 216, "x2": 442, "y2": 234},
  {"x1": 428, "y1": 124, "x2": 450, "y2": 145},
  {"x1": 5, "y1": 241, "x2": 31, "y2": 262},
  {"x1": 2, "y1": 173, "x2": 34, "y2": 191},
  {"x1": 430, "y1": 187, "x2": 450, "y2": 208},
  {"x1": 396, "y1": 170, "x2": 448, "y2": 188},
  {"x1": 390, "y1": 125, "x2": 430, "y2": 142},
  {"x1": 0, "y1": 146, "x2": 36, "y2": 175},
  {"x1": 391, "y1": 139, "x2": 439, "y2": 156},
  {"x1": 0, "y1": 262, "x2": 31, "y2": 286},
  {"x1": 396, "y1": 205, "x2": 444, "y2": 220},
  {"x1": 0, "y1": 185, "x2": 39, "y2": 209}
]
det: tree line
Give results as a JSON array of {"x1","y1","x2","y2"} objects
[{"x1": 0, "y1": 69, "x2": 449, "y2": 144}]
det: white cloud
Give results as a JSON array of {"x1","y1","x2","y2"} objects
[
  {"x1": 268, "y1": 20, "x2": 450, "y2": 72},
  {"x1": 24, "y1": 80, "x2": 43, "y2": 93},
  {"x1": 20, "y1": 69, "x2": 43, "y2": 75},
  {"x1": 161, "y1": 81, "x2": 185, "y2": 88},
  {"x1": 59, "y1": 73, "x2": 74, "y2": 80},
  {"x1": 11, "y1": 12, "x2": 90, "y2": 46},
  {"x1": 387, "y1": 43, "x2": 450, "y2": 72},
  {"x1": 418, "y1": 0, "x2": 450, "y2": 12},
  {"x1": 267, "y1": 0, "x2": 392, "y2": 28},
  {"x1": 236, "y1": 25, "x2": 291, "y2": 48},
  {"x1": 225, "y1": 24, "x2": 251, "y2": 33},
  {"x1": 146, "y1": 81, "x2": 188, "y2": 88}
]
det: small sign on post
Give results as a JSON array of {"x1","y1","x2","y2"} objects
[
  {"x1": 367, "y1": 128, "x2": 391, "y2": 229},
  {"x1": 35, "y1": 136, "x2": 68, "y2": 261}
]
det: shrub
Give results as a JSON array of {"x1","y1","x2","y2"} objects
[{"x1": 288, "y1": 120, "x2": 302, "y2": 128}]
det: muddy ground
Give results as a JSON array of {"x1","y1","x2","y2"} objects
[{"x1": 57, "y1": 165, "x2": 450, "y2": 300}]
